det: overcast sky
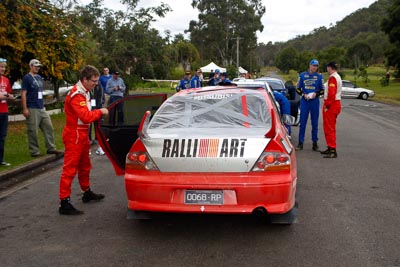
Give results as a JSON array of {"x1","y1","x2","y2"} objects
[{"x1": 82, "y1": 0, "x2": 378, "y2": 43}]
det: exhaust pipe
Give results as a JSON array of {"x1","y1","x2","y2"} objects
[{"x1": 252, "y1": 207, "x2": 267, "y2": 218}]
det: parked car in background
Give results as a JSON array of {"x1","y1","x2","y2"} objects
[
  {"x1": 256, "y1": 77, "x2": 288, "y2": 96},
  {"x1": 11, "y1": 80, "x2": 72, "y2": 99},
  {"x1": 233, "y1": 77, "x2": 300, "y2": 125},
  {"x1": 97, "y1": 86, "x2": 298, "y2": 224},
  {"x1": 341, "y1": 80, "x2": 375, "y2": 100}
]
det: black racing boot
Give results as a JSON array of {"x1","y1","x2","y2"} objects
[
  {"x1": 312, "y1": 142, "x2": 319, "y2": 151},
  {"x1": 82, "y1": 188, "x2": 105, "y2": 203},
  {"x1": 323, "y1": 149, "x2": 338, "y2": 158},
  {"x1": 295, "y1": 143, "x2": 303, "y2": 151},
  {"x1": 59, "y1": 197, "x2": 84, "y2": 215},
  {"x1": 320, "y1": 147, "x2": 331, "y2": 155}
]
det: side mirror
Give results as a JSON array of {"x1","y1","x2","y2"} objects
[{"x1": 284, "y1": 81, "x2": 294, "y2": 89}]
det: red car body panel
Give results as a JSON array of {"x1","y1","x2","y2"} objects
[{"x1": 125, "y1": 170, "x2": 296, "y2": 214}]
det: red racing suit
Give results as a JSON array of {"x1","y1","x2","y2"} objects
[
  {"x1": 323, "y1": 72, "x2": 342, "y2": 149},
  {"x1": 59, "y1": 81, "x2": 103, "y2": 199}
]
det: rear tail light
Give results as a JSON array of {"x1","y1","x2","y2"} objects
[
  {"x1": 126, "y1": 151, "x2": 158, "y2": 171},
  {"x1": 252, "y1": 152, "x2": 291, "y2": 171},
  {"x1": 126, "y1": 140, "x2": 159, "y2": 171}
]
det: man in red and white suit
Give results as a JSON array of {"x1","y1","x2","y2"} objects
[
  {"x1": 321, "y1": 62, "x2": 342, "y2": 158},
  {"x1": 59, "y1": 65, "x2": 109, "y2": 215}
]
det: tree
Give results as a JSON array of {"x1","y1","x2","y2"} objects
[
  {"x1": 347, "y1": 42, "x2": 373, "y2": 69},
  {"x1": 316, "y1": 47, "x2": 346, "y2": 69},
  {"x1": 188, "y1": 0, "x2": 265, "y2": 68},
  {"x1": 171, "y1": 40, "x2": 200, "y2": 72},
  {"x1": 381, "y1": 0, "x2": 400, "y2": 76},
  {"x1": 275, "y1": 46, "x2": 299, "y2": 74},
  {"x1": 76, "y1": 0, "x2": 172, "y2": 80},
  {"x1": 0, "y1": 0, "x2": 87, "y2": 98}
]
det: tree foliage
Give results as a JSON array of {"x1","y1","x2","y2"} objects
[
  {"x1": 188, "y1": 0, "x2": 265, "y2": 71},
  {"x1": 76, "y1": 0, "x2": 172, "y2": 80},
  {"x1": 381, "y1": 0, "x2": 400, "y2": 75},
  {"x1": 275, "y1": 46, "x2": 299, "y2": 74},
  {"x1": 257, "y1": 0, "x2": 392, "y2": 71},
  {"x1": 347, "y1": 42, "x2": 373, "y2": 68},
  {"x1": 0, "y1": 0, "x2": 175, "y2": 94},
  {"x1": 0, "y1": 0, "x2": 86, "y2": 93}
]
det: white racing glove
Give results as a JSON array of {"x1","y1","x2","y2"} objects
[{"x1": 307, "y1": 92, "x2": 316, "y2": 100}]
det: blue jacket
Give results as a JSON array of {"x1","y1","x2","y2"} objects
[
  {"x1": 273, "y1": 91, "x2": 290, "y2": 116},
  {"x1": 296, "y1": 71, "x2": 324, "y2": 96},
  {"x1": 176, "y1": 78, "x2": 191, "y2": 91},
  {"x1": 106, "y1": 77, "x2": 126, "y2": 97},
  {"x1": 190, "y1": 76, "x2": 202, "y2": 88}
]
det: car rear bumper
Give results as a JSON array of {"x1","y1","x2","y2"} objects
[{"x1": 124, "y1": 173, "x2": 297, "y2": 215}]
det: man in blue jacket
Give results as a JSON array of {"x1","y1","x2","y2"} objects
[
  {"x1": 176, "y1": 71, "x2": 191, "y2": 91},
  {"x1": 295, "y1": 59, "x2": 324, "y2": 151},
  {"x1": 106, "y1": 71, "x2": 126, "y2": 124},
  {"x1": 190, "y1": 69, "x2": 202, "y2": 88}
]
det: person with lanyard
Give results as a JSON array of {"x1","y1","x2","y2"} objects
[
  {"x1": 321, "y1": 62, "x2": 342, "y2": 158},
  {"x1": 88, "y1": 82, "x2": 105, "y2": 155},
  {"x1": 176, "y1": 71, "x2": 191, "y2": 91},
  {"x1": 295, "y1": 59, "x2": 324, "y2": 151},
  {"x1": 99, "y1": 67, "x2": 112, "y2": 106},
  {"x1": 58, "y1": 65, "x2": 109, "y2": 215},
  {"x1": 0, "y1": 57, "x2": 15, "y2": 166},
  {"x1": 21, "y1": 59, "x2": 62, "y2": 157},
  {"x1": 106, "y1": 70, "x2": 126, "y2": 124},
  {"x1": 190, "y1": 69, "x2": 203, "y2": 88}
]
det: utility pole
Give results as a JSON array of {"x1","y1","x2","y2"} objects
[{"x1": 232, "y1": 37, "x2": 243, "y2": 77}]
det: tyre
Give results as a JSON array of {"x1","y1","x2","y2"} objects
[{"x1": 360, "y1": 92, "x2": 369, "y2": 100}]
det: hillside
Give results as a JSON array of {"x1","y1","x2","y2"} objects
[{"x1": 258, "y1": 0, "x2": 392, "y2": 66}]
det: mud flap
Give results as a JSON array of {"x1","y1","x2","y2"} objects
[
  {"x1": 269, "y1": 202, "x2": 298, "y2": 225},
  {"x1": 127, "y1": 209, "x2": 152, "y2": 220}
]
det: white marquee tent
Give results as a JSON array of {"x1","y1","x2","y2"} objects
[{"x1": 200, "y1": 62, "x2": 226, "y2": 73}]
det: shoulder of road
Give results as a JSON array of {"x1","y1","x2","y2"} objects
[{"x1": 0, "y1": 109, "x2": 65, "y2": 190}]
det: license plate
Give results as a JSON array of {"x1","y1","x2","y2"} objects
[{"x1": 184, "y1": 190, "x2": 224, "y2": 205}]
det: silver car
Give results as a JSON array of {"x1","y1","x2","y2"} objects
[{"x1": 341, "y1": 80, "x2": 375, "y2": 100}]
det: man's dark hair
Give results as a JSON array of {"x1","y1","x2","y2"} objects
[{"x1": 80, "y1": 65, "x2": 100, "y2": 81}]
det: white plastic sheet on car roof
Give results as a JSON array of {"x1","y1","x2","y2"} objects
[{"x1": 147, "y1": 90, "x2": 272, "y2": 137}]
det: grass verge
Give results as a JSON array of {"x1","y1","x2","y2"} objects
[{"x1": 1, "y1": 113, "x2": 65, "y2": 171}]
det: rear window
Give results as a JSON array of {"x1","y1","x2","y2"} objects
[
  {"x1": 149, "y1": 91, "x2": 271, "y2": 129},
  {"x1": 266, "y1": 80, "x2": 285, "y2": 90}
]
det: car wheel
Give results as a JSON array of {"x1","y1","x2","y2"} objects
[{"x1": 360, "y1": 92, "x2": 369, "y2": 100}]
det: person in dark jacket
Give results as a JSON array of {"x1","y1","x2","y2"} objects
[
  {"x1": 176, "y1": 71, "x2": 191, "y2": 91},
  {"x1": 88, "y1": 83, "x2": 105, "y2": 155}
]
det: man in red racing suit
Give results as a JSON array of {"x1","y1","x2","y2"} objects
[
  {"x1": 59, "y1": 65, "x2": 109, "y2": 215},
  {"x1": 321, "y1": 62, "x2": 342, "y2": 158}
]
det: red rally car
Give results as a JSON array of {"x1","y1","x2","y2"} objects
[{"x1": 97, "y1": 85, "x2": 298, "y2": 224}]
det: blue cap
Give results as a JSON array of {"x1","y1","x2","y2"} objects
[
  {"x1": 309, "y1": 59, "x2": 319, "y2": 66},
  {"x1": 214, "y1": 69, "x2": 220, "y2": 74}
]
